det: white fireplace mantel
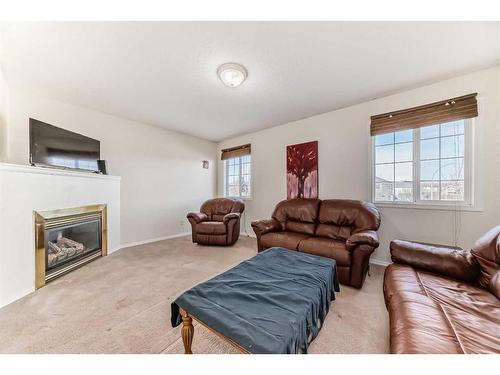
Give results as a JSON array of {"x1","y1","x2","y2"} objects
[{"x1": 0, "y1": 162, "x2": 121, "y2": 308}]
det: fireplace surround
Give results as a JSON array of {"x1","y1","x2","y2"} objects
[{"x1": 34, "y1": 204, "x2": 108, "y2": 289}]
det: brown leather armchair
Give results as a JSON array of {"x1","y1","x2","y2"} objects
[
  {"x1": 187, "y1": 197, "x2": 245, "y2": 246},
  {"x1": 384, "y1": 226, "x2": 500, "y2": 354},
  {"x1": 252, "y1": 198, "x2": 381, "y2": 288}
]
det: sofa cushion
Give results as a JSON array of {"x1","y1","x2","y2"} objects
[
  {"x1": 471, "y1": 225, "x2": 500, "y2": 289},
  {"x1": 298, "y1": 237, "x2": 351, "y2": 266},
  {"x1": 196, "y1": 221, "x2": 226, "y2": 235},
  {"x1": 272, "y1": 198, "x2": 320, "y2": 235},
  {"x1": 315, "y1": 199, "x2": 380, "y2": 240},
  {"x1": 384, "y1": 263, "x2": 500, "y2": 354},
  {"x1": 260, "y1": 232, "x2": 309, "y2": 251}
]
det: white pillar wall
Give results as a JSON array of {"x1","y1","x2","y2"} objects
[{"x1": 0, "y1": 163, "x2": 121, "y2": 308}]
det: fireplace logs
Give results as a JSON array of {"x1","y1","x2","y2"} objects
[{"x1": 47, "y1": 237, "x2": 85, "y2": 267}]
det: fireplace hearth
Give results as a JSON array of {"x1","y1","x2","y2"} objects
[{"x1": 34, "y1": 204, "x2": 107, "y2": 288}]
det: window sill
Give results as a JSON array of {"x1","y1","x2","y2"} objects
[{"x1": 374, "y1": 202, "x2": 483, "y2": 212}]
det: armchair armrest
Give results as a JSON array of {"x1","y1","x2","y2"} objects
[
  {"x1": 223, "y1": 212, "x2": 240, "y2": 224},
  {"x1": 346, "y1": 230, "x2": 379, "y2": 251},
  {"x1": 251, "y1": 218, "x2": 281, "y2": 236},
  {"x1": 390, "y1": 240, "x2": 479, "y2": 281},
  {"x1": 186, "y1": 212, "x2": 208, "y2": 224}
]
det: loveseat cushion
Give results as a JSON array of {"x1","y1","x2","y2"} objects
[
  {"x1": 298, "y1": 237, "x2": 351, "y2": 266},
  {"x1": 272, "y1": 198, "x2": 320, "y2": 235},
  {"x1": 490, "y1": 271, "x2": 500, "y2": 300},
  {"x1": 315, "y1": 199, "x2": 380, "y2": 240},
  {"x1": 196, "y1": 221, "x2": 227, "y2": 235},
  {"x1": 260, "y1": 232, "x2": 309, "y2": 251},
  {"x1": 471, "y1": 225, "x2": 500, "y2": 289},
  {"x1": 384, "y1": 263, "x2": 500, "y2": 354}
]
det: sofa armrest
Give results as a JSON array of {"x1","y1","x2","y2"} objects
[
  {"x1": 251, "y1": 218, "x2": 281, "y2": 236},
  {"x1": 223, "y1": 212, "x2": 240, "y2": 224},
  {"x1": 346, "y1": 230, "x2": 379, "y2": 251},
  {"x1": 186, "y1": 212, "x2": 208, "y2": 224},
  {"x1": 390, "y1": 239, "x2": 479, "y2": 281}
]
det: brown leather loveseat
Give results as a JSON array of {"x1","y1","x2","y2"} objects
[
  {"x1": 384, "y1": 226, "x2": 500, "y2": 353},
  {"x1": 187, "y1": 197, "x2": 245, "y2": 246},
  {"x1": 251, "y1": 198, "x2": 381, "y2": 288}
]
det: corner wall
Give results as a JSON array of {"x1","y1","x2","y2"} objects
[
  {"x1": 2, "y1": 89, "x2": 217, "y2": 245},
  {"x1": 0, "y1": 66, "x2": 8, "y2": 161},
  {"x1": 217, "y1": 66, "x2": 500, "y2": 263}
]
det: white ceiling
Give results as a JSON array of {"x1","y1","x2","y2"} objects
[{"x1": 1, "y1": 22, "x2": 500, "y2": 141}]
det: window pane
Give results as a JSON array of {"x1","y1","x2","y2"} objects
[
  {"x1": 441, "y1": 135, "x2": 464, "y2": 158},
  {"x1": 375, "y1": 144, "x2": 394, "y2": 163},
  {"x1": 441, "y1": 180, "x2": 465, "y2": 201},
  {"x1": 441, "y1": 120, "x2": 464, "y2": 136},
  {"x1": 395, "y1": 181, "x2": 413, "y2": 202},
  {"x1": 395, "y1": 162, "x2": 412, "y2": 181},
  {"x1": 375, "y1": 180, "x2": 394, "y2": 201},
  {"x1": 395, "y1": 162, "x2": 413, "y2": 202},
  {"x1": 241, "y1": 175, "x2": 250, "y2": 197},
  {"x1": 375, "y1": 132, "x2": 394, "y2": 146},
  {"x1": 420, "y1": 181, "x2": 439, "y2": 200},
  {"x1": 420, "y1": 160, "x2": 440, "y2": 181},
  {"x1": 395, "y1": 142, "x2": 412, "y2": 162},
  {"x1": 420, "y1": 138, "x2": 439, "y2": 160},
  {"x1": 228, "y1": 185, "x2": 239, "y2": 196},
  {"x1": 395, "y1": 129, "x2": 413, "y2": 143},
  {"x1": 376, "y1": 164, "x2": 394, "y2": 182},
  {"x1": 420, "y1": 125, "x2": 439, "y2": 139},
  {"x1": 241, "y1": 163, "x2": 248, "y2": 175},
  {"x1": 228, "y1": 165, "x2": 236, "y2": 175},
  {"x1": 441, "y1": 158, "x2": 464, "y2": 180}
]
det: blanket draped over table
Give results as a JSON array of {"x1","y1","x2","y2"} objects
[{"x1": 171, "y1": 247, "x2": 340, "y2": 354}]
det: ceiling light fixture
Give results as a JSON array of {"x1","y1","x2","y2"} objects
[{"x1": 217, "y1": 63, "x2": 248, "y2": 88}]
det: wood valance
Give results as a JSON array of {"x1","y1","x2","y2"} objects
[
  {"x1": 370, "y1": 93, "x2": 478, "y2": 136},
  {"x1": 221, "y1": 144, "x2": 251, "y2": 160}
]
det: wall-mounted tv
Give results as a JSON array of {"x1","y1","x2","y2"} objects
[{"x1": 29, "y1": 118, "x2": 100, "y2": 172}]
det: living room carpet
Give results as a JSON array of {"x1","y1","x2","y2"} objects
[{"x1": 0, "y1": 236, "x2": 389, "y2": 354}]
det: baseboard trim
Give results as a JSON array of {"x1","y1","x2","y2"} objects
[
  {"x1": 120, "y1": 232, "x2": 191, "y2": 250},
  {"x1": 370, "y1": 258, "x2": 391, "y2": 267}
]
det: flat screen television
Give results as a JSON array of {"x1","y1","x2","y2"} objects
[{"x1": 29, "y1": 118, "x2": 100, "y2": 172}]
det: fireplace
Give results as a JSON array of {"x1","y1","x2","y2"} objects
[{"x1": 34, "y1": 204, "x2": 107, "y2": 288}]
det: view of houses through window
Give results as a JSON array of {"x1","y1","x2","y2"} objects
[
  {"x1": 374, "y1": 120, "x2": 469, "y2": 204},
  {"x1": 224, "y1": 155, "x2": 251, "y2": 198}
]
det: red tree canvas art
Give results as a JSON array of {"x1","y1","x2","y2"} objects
[{"x1": 286, "y1": 141, "x2": 318, "y2": 199}]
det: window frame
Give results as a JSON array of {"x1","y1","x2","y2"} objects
[
  {"x1": 371, "y1": 118, "x2": 477, "y2": 210},
  {"x1": 223, "y1": 154, "x2": 252, "y2": 200}
]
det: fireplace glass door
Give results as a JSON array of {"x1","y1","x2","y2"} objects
[{"x1": 44, "y1": 218, "x2": 102, "y2": 271}]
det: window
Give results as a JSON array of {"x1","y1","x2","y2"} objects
[
  {"x1": 224, "y1": 155, "x2": 251, "y2": 199},
  {"x1": 373, "y1": 119, "x2": 473, "y2": 206}
]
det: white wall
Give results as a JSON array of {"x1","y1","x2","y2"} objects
[
  {"x1": 218, "y1": 66, "x2": 500, "y2": 264},
  {"x1": 0, "y1": 66, "x2": 8, "y2": 161},
  {"x1": 2, "y1": 89, "x2": 217, "y2": 245}
]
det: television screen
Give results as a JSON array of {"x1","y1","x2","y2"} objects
[{"x1": 29, "y1": 118, "x2": 100, "y2": 172}]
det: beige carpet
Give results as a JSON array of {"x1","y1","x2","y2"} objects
[{"x1": 0, "y1": 236, "x2": 389, "y2": 354}]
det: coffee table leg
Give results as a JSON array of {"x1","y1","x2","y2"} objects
[{"x1": 180, "y1": 309, "x2": 194, "y2": 354}]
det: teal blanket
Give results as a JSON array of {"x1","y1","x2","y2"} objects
[{"x1": 171, "y1": 247, "x2": 339, "y2": 354}]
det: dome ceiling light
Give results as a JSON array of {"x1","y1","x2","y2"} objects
[{"x1": 217, "y1": 63, "x2": 248, "y2": 88}]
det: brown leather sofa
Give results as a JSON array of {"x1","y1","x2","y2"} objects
[
  {"x1": 251, "y1": 198, "x2": 381, "y2": 288},
  {"x1": 384, "y1": 226, "x2": 500, "y2": 354},
  {"x1": 187, "y1": 197, "x2": 245, "y2": 246}
]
